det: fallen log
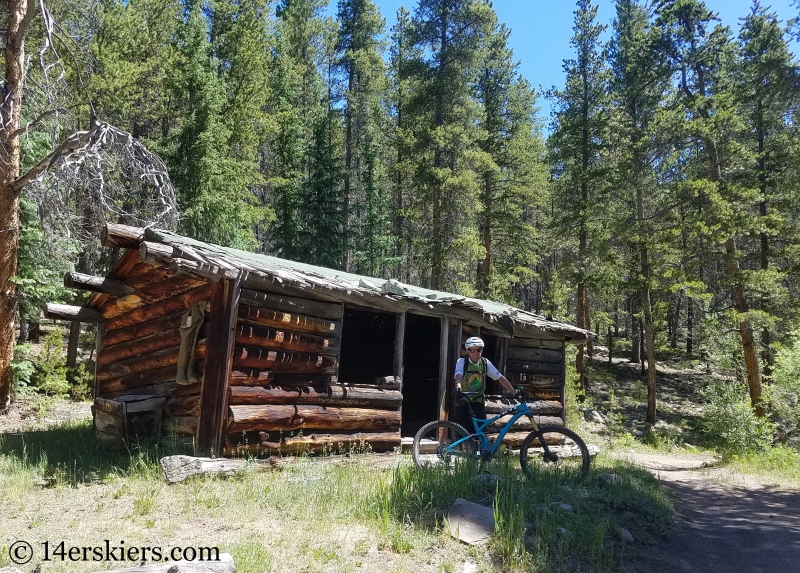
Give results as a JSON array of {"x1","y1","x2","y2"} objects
[
  {"x1": 160, "y1": 455, "x2": 281, "y2": 484},
  {"x1": 235, "y1": 323, "x2": 339, "y2": 354},
  {"x1": 238, "y1": 305, "x2": 341, "y2": 337},
  {"x1": 229, "y1": 385, "x2": 402, "y2": 409},
  {"x1": 228, "y1": 404, "x2": 401, "y2": 433},
  {"x1": 105, "y1": 283, "x2": 213, "y2": 330},
  {"x1": 45, "y1": 303, "x2": 106, "y2": 324},
  {"x1": 64, "y1": 272, "x2": 135, "y2": 297},
  {"x1": 485, "y1": 398, "x2": 562, "y2": 415},
  {"x1": 232, "y1": 346, "x2": 337, "y2": 373}
]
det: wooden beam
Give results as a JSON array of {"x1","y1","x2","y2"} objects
[
  {"x1": 101, "y1": 223, "x2": 145, "y2": 249},
  {"x1": 240, "y1": 288, "x2": 344, "y2": 320},
  {"x1": 438, "y1": 316, "x2": 449, "y2": 422},
  {"x1": 139, "y1": 240, "x2": 176, "y2": 265},
  {"x1": 228, "y1": 404, "x2": 401, "y2": 433},
  {"x1": 393, "y1": 312, "x2": 406, "y2": 393},
  {"x1": 65, "y1": 272, "x2": 135, "y2": 297},
  {"x1": 196, "y1": 277, "x2": 241, "y2": 457},
  {"x1": 45, "y1": 303, "x2": 106, "y2": 324},
  {"x1": 448, "y1": 319, "x2": 462, "y2": 422}
]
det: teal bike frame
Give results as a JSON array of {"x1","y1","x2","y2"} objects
[{"x1": 448, "y1": 391, "x2": 540, "y2": 459}]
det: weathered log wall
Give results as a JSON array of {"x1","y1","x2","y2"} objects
[
  {"x1": 503, "y1": 337, "x2": 566, "y2": 428},
  {"x1": 225, "y1": 286, "x2": 401, "y2": 456},
  {"x1": 95, "y1": 261, "x2": 213, "y2": 437}
]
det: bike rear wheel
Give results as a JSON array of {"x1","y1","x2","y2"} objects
[
  {"x1": 519, "y1": 425, "x2": 591, "y2": 483},
  {"x1": 412, "y1": 420, "x2": 477, "y2": 470}
]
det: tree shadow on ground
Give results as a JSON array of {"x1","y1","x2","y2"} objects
[{"x1": 0, "y1": 419, "x2": 189, "y2": 485}]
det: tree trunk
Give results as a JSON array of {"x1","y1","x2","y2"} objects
[
  {"x1": 66, "y1": 321, "x2": 81, "y2": 369},
  {"x1": 0, "y1": 0, "x2": 34, "y2": 411},
  {"x1": 630, "y1": 294, "x2": 641, "y2": 364},
  {"x1": 686, "y1": 296, "x2": 694, "y2": 356}
]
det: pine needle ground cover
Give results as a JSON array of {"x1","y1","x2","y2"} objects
[{"x1": 1, "y1": 406, "x2": 670, "y2": 573}]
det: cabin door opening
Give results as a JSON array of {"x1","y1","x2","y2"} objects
[
  {"x1": 338, "y1": 308, "x2": 396, "y2": 384},
  {"x1": 401, "y1": 313, "x2": 441, "y2": 436},
  {"x1": 480, "y1": 333, "x2": 499, "y2": 394}
]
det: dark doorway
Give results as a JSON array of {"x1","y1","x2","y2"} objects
[
  {"x1": 482, "y1": 333, "x2": 499, "y2": 395},
  {"x1": 338, "y1": 308, "x2": 396, "y2": 384},
  {"x1": 401, "y1": 314, "x2": 441, "y2": 436}
]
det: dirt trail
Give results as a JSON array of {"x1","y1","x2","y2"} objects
[{"x1": 620, "y1": 453, "x2": 800, "y2": 573}]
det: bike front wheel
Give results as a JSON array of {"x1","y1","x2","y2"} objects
[
  {"x1": 519, "y1": 425, "x2": 591, "y2": 484},
  {"x1": 412, "y1": 420, "x2": 477, "y2": 470}
]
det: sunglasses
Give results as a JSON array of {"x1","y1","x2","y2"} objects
[{"x1": 467, "y1": 348, "x2": 483, "y2": 353}]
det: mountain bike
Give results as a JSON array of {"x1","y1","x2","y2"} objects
[{"x1": 412, "y1": 388, "x2": 591, "y2": 483}]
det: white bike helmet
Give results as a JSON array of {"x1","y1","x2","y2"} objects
[{"x1": 464, "y1": 336, "x2": 485, "y2": 350}]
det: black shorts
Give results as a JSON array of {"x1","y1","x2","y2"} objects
[{"x1": 457, "y1": 401, "x2": 486, "y2": 434}]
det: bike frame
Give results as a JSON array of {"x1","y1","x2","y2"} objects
[{"x1": 446, "y1": 399, "x2": 541, "y2": 457}]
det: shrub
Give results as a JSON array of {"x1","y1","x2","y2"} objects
[
  {"x1": 701, "y1": 378, "x2": 774, "y2": 455},
  {"x1": 768, "y1": 334, "x2": 800, "y2": 441},
  {"x1": 31, "y1": 330, "x2": 70, "y2": 396}
]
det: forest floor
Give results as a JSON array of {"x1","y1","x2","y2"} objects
[{"x1": 581, "y1": 350, "x2": 800, "y2": 572}]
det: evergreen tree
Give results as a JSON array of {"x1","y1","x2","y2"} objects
[{"x1": 549, "y1": 0, "x2": 609, "y2": 390}]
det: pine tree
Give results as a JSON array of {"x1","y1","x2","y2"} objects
[{"x1": 549, "y1": 0, "x2": 609, "y2": 390}]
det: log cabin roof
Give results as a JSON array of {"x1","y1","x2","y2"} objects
[{"x1": 96, "y1": 226, "x2": 590, "y2": 342}]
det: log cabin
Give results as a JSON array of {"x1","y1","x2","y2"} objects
[{"x1": 47, "y1": 223, "x2": 590, "y2": 457}]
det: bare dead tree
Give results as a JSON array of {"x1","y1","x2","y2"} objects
[{"x1": 0, "y1": 0, "x2": 178, "y2": 410}]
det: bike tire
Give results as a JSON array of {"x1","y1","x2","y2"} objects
[
  {"x1": 412, "y1": 420, "x2": 476, "y2": 470},
  {"x1": 519, "y1": 425, "x2": 591, "y2": 484}
]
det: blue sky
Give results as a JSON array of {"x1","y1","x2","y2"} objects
[{"x1": 330, "y1": 1, "x2": 799, "y2": 119}]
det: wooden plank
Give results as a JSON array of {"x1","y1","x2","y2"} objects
[
  {"x1": 438, "y1": 316, "x2": 449, "y2": 422},
  {"x1": 232, "y1": 346, "x2": 337, "y2": 373},
  {"x1": 228, "y1": 405, "x2": 401, "y2": 433},
  {"x1": 228, "y1": 385, "x2": 402, "y2": 409},
  {"x1": 231, "y1": 369, "x2": 274, "y2": 386},
  {"x1": 235, "y1": 323, "x2": 339, "y2": 354},
  {"x1": 196, "y1": 277, "x2": 241, "y2": 457},
  {"x1": 393, "y1": 312, "x2": 406, "y2": 391},
  {"x1": 105, "y1": 283, "x2": 214, "y2": 331},
  {"x1": 506, "y1": 347, "x2": 563, "y2": 363},
  {"x1": 237, "y1": 305, "x2": 341, "y2": 337},
  {"x1": 506, "y1": 360, "x2": 562, "y2": 376},
  {"x1": 240, "y1": 288, "x2": 344, "y2": 320},
  {"x1": 448, "y1": 319, "x2": 462, "y2": 422},
  {"x1": 94, "y1": 323, "x2": 105, "y2": 399}
]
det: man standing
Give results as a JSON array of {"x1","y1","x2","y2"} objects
[{"x1": 454, "y1": 336, "x2": 516, "y2": 431}]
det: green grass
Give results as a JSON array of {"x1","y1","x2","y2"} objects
[{"x1": 721, "y1": 445, "x2": 800, "y2": 486}]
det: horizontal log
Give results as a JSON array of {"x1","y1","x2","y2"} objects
[
  {"x1": 99, "y1": 328, "x2": 181, "y2": 365},
  {"x1": 507, "y1": 347, "x2": 563, "y2": 363},
  {"x1": 101, "y1": 222, "x2": 145, "y2": 249},
  {"x1": 231, "y1": 369, "x2": 274, "y2": 386},
  {"x1": 65, "y1": 272, "x2": 134, "y2": 297},
  {"x1": 100, "y1": 366, "x2": 180, "y2": 395},
  {"x1": 517, "y1": 387, "x2": 562, "y2": 400},
  {"x1": 168, "y1": 258, "x2": 238, "y2": 282},
  {"x1": 233, "y1": 346, "x2": 337, "y2": 373},
  {"x1": 240, "y1": 288, "x2": 344, "y2": 320},
  {"x1": 238, "y1": 305, "x2": 341, "y2": 337},
  {"x1": 97, "y1": 341, "x2": 205, "y2": 382},
  {"x1": 163, "y1": 416, "x2": 197, "y2": 437},
  {"x1": 282, "y1": 431, "x2": 401, "y2": 454},
  {"x1": 139, "y1": 240, "x2": 178, "y2": 265},
  {"x1": 508, "y1": 338, "x2": 564, "y2": 350},
  {"x1": 45, "y1": 303, "x2": 106, "y2": 324},
  {"x1": 228, "y1": 404, "x2": 401, "y2": 433},
  {"x1": 165, "y1": 394, "x2": 201, "y2": 418},
  {"x1": 235, "y1": 323, "x2": 339, "y2": 355},
  {"x1": 487, "y1": 415, "x2": 564, "y2": 431},
  {"x1": 103, "y1": 313, "x2": 182, "y2": 347},
  {"x1": 269, "y1": 373, "x2": 336, "y2": 386},
  {"x1": 506, "y1": 360, "x2": 562, "y2": 376},
  {"x1": 229, "y1": 385, "x2": 402, "y2": 409},
  {"x1": 508, "y1": 373, "x2": 562, "y2": 386},
  {"x1": 485, "y1": 398, "x2": 563, "y2": 415},
  {"x1": 339, "y1": 381, "x2": 401, "y2": 391},
  {"x1": 105, "y1": 283, "x2": 213, "y2": 331},
  {"x1": 102, "y1": 276, "x2": 208, "y2": 319},
  {"x1": 103, "y1": 380, "x2": 177, "y2": 400},
  {"x1": 500, "y1": 431, "x2": 566, "y2": 448}
]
